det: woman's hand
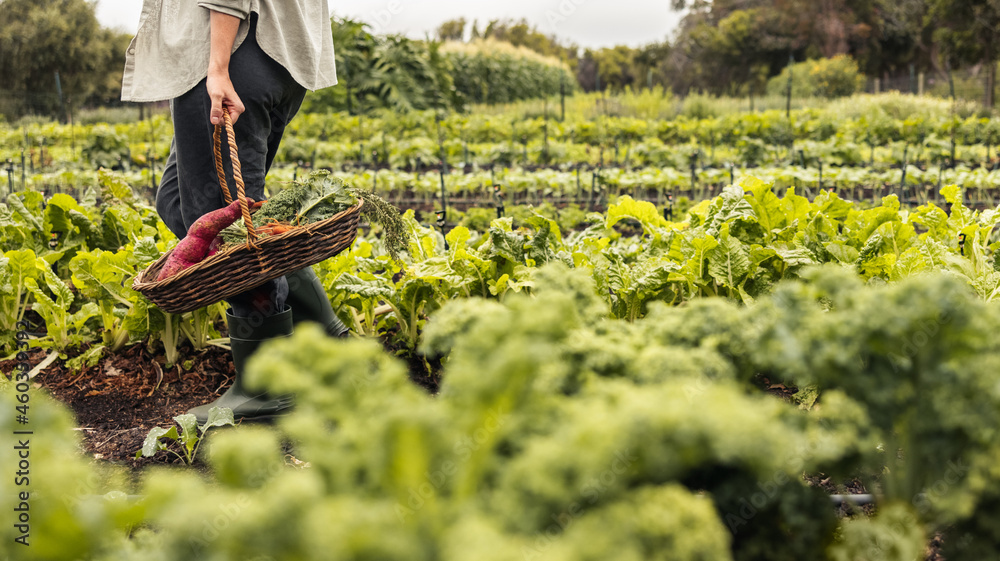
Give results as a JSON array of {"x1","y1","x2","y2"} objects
[
  {"x1": 207, "y1": 70, "x2": 244, "y2": 125},
  {"x1": 207, "y1": 10, "x2": 244, "y2": 125}
]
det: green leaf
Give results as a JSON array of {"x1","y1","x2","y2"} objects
[
  {"x1": 629, "y1": 258, "x2": 680, "y2": 314},
  {"x1": 100, "y1": 210, "x2": 129, "y2": 251},
  {"x1": 0, "y1": 257, "x2": 11, "y2": 295},
  {"x1": 824, "y1": 242, "x2": 860, "y2": 264},
  {"x1": 606, "y1": 195, "x2": 670, "y2": 235},
  {"x1": 200, "y1": 406, "x2": 236, "y2": 433},
  {"x1": 69, "y1": 209, "x2": 99, "y2": 247},
  {"x1": 524, "y1": 215, "x2": 563, "y2": 265},
  {"x1": 70, "y1": 302, "x2": 100, "y2": 336},
  {"x1": 141, "y1": 426, "x2": 178, "y2": 457},
  {"x1": 813, "y1": 190, "x2": 853, "y2": 222},
  {"x1": 409, "y1": 257, "x2": 466, "y2": 288},
  {"x1": 397, "y1": 276, "x2": 438, "y2": 316},
  {"x1": 65, "y1": 344, "x2": 105, "y2": 373},
  {"x1": 44, "y1": 193, "x2": 86, "y2": 237},
  {"x1": 705, "y1": 185, "x2": 756, "y2": 236},
  {"x1": 488, "y1": 223, "x2": 526, "y2": 266},
  {"x1": 132, "y1": 237, "x2": 162, "y2": 267},
  {"x1": 40, "y1": 263, "x2": 74, "y2": 308},
  {"x1": 707, "y1": 223, "x2": 751, "y2": 290},
  {"x1": 779, "y1": 187, "x2": 813, "y2": 224},
  {"x1": 488, "y1": 273, "x2": 511, "y2": 297},
  {"x1": 7, "y1": 193, "x2": 43, "y2": 232},
  {"x1": 174, "y1": 413, "x2": 200, "y2": 454},
  {"x1": 295, "y1": 172, "x2": 358, "y2": 221},
  {"x1": 741, "y1": 176, "x2": 784, "y2": 239},
  {"x1": 6, "y1": 249, "x2": 39, "y2": 288},
  {"x1": 774, "y1": 246, "x2": 818, "y2": 268},
  {"x1": 689, "y1": 234, "x2": 720, "y2": 269},
  {"x1": 856, "y1": 233, "x2": 885, "y2": 265},
  {"x1": 941, "y1": 184, "x2": 962, "y2": 206},
  {"x1": 891, "y1": 246, "x2": 932, "y2": 280},
  {"x1": 445, "y1": 226, "x2": 472, "y2": 251},
  {"x1": 748, "y1": 245, "x2": 778, "y2": 269},
  {"x1": 792, "y1": 386, "x2": 820, "y2": 411},
  {"x1": 123, "y1": 298, "x2": 156, "y2": 340},
  {"x1": 98, "y1": 170, "x2": 138, "y2": 207},
  {"x1": 401, "y1": 210, "x2": 438, "y2": 261},
  {"x1": 335, "y1": 273, "x2": 393, "y2": 299},
  {"x1": 69, "y1": 249, "x2": 135, "y2": 305}
]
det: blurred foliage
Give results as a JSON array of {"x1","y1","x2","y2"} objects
[
  {"x1": 0, "y1": 0, "x2": 131, "y2": 120},
  {"x1": 9, "y1": 264, "x2": 1000, "y2": 558},
  {"x1": 766, "y1": 56, "x2": 866, "y2": 99}
]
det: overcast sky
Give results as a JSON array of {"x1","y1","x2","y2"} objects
[{"x1": 95, "y1": 0, "x2": 681, "y2": 49}]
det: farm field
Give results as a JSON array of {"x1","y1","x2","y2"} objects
[
  {"x1": 7, "y1": 94, "x2": 1000, "y2": 207},
  {"x1": 5, "y1": 100, "x2": 1000, "y2": 558},
  {"x1": 11, "y1": 0, "x2": 1000, "y2": 555}
]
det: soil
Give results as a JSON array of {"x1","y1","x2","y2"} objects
[
  {"x1": 3, "y1": 342, "x2": 234, "y2": 469},
  {"x1": 1, "y1": 329, "x2": 442, "y2": 468},
  {"x1": 380, "y1": 331, "x2": 442, "y2": 394}
]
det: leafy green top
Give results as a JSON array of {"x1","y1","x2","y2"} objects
[{"x1": 219, "y1": 171, "x2": 407, "y2": 260}]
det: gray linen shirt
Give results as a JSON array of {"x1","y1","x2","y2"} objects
[{"x1": 121, "y1": 0, "x2": 337, "y2": 102}]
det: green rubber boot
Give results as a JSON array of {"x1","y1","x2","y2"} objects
[
  {"x1": 188, "y1": 307, "x2": 294, "y2": 424},
  {"x1": 285, "y1": 267, "x2": 350, "y2": 338}
]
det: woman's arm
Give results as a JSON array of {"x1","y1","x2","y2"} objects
[{"x1": 207, "y1": 10, "x2": 244, "y2": 125}]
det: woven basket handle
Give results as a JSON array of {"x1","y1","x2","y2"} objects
[{"x1": 212, "y1": 105, "x2": 259, "y2": 249}]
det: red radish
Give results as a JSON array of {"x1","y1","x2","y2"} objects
[{"x1": 156, "y1": 199, "x2": 255, "y2": 281}]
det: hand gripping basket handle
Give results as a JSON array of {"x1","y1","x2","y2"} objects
[{"x1": 212, "y1": 105, "x2": 260, "y2": 249}]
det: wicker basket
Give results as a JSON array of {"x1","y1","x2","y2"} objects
[{"x1": 133, "y1": 111, "x2": 362, "y2": 314}]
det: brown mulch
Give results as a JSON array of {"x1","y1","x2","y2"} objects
[
  {"x1": 382, "y1": 339, "x2": 442, "y2": 394},
  {"x1": 1, "y1": 330, "x2": 441, "y2": 468},
  {"x1": 2, "y1": 342, "x2": 233, "y2": 468}
]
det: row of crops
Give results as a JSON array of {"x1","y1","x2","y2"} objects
[
  {"x1": 7, "y1": 169, "x2": 1000, "y2": 359},
  {"x1": 6, "y1": 98, "x2": 1000, "y2": 152},
  {"x1": 13, "y1": 163, "x2": 1000, "y2": 248},
  {"x1": 4, "y1": 165, "x2": 1000, "y2": 558},
  {"x1": 6, "y1": 97, "x2": 1000, "y2": 201}
]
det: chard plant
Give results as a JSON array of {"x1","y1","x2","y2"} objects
[
  {"x1": 3, "y1": 191, "x2": 46, "y2": 254},
  {"x1": 23, "y1": 263, "x2": 98, "y2": 351},
  {"x1": 0, "y1": 249, "x2": 40, "y2": 354},
  {"x1": 176, "y1": 304, "x2": 228, "y2": 352},
  {"x1": 69, "y1": 248, "x2": 141, "y2": 353}
]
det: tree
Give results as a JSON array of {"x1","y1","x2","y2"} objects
[
  {"x1": 871, "y1": 0, "x2": 935, "y2": 76},
  {"x1": 0, "y1": 0, "x2": 127, "y2": 120},
  {"x1": 929, "y1": 0, "x2": 1000, "y2": 107},
  {"x1": 305, "y1": 18, "x2": 459, "y2": 114},
  {"x1": 666, "y1": 0, "x2": 881, "y2": 95},
  {"x1": 436, "y1": 18, "x2": 466, "y2": 42},
  {"x1": 478, "y1": 18, "x2": 577, "y2": 62},
  {"x1": 581, "y1": 47, "x2": 639, "y2": 92},
  {"x1": 634, "y1": 42, "x2": 672, "y2": 89},
  {"x1": 328, "y1": 16, "x2": 378, "y2": 114}
]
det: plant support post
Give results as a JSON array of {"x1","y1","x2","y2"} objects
[
  {"x1": 900, "y1": 145, "x2": 909, "y2": 199},
  {"x1": 494, "y1": 185, "x2": 504, "y2": 219},
  {"x1": 785, "y1": 53, "x2": 794, "y2": 119},
  {"x1": 5, "y1": 159, "x2": 13, "y2": 197},
  {"x1": 560, "y1": 74, "x2": 566, "y2": 122},
  {"x1": 439, "y1": 162, "x2": 449, "y2": 233}
]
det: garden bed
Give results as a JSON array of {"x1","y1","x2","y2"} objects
[{"x1": 3, "y1": 333, "x2": 441, "y2": 467}]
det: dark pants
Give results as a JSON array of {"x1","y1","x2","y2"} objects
[{"x1": 156, "y1": 16, "x2": 305, "y2": 318}]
